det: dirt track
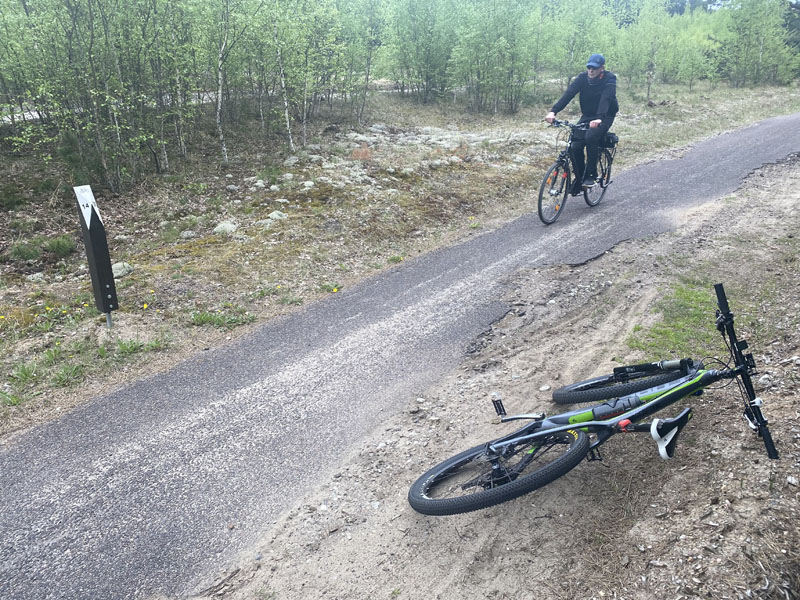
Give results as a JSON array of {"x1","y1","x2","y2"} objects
[{"x1": 191, "y1": 159, "x2": 800, "y2": 600}]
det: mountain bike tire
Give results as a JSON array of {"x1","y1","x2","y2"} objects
[
  {"x1": 408, "y1": 429, "x2": 588, "y2": 516},
  {"x1": 538, "y1": 161, "x2": 570, "y2": 224},
  {"x1": 552, "y1": 369, "x2": 686, "y2": 405}
]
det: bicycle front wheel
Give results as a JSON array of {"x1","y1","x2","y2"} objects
[
  {"x1": 552, "y1": 369, "x2": 686, "y2": 405},
  {"x1": 538, "y1": 161, "x2": 570, "y2": 224},
  {"x1": 583, "y1": 149, "x2": 612, "y2": 207},
  {"x1": 408, "y1": 429, "x2": 589, "y2": 516}
]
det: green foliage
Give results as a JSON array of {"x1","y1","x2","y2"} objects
[
  {"x1": 42, "y1": 235, "x2": 76, "y2": 259},
  {"x1": 0, "y1": 0, "x2": 796, "y2": 191},
  {"x1": 52, "y1": 364, "x2": 84, "y2": 387},
  {"x1": 8, "y1": 241, "x2": 42, "y2": 262}
]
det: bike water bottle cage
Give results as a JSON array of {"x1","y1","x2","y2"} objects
[{"x1": 650, "y1": 408, "x2": 693, "y2": 459}]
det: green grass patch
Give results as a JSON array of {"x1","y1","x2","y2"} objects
[
  {"x1": 52, "y1": 364, "x2": 84, "y2": 387},
  {"x1": 42, "y1": 235, "x2": 76, "y2": 259},
  {"x1": 190, "y1": 304, "x2": 255, "y2": 328},
  {"x1": 0, "y1": 391, "x2": 23, "y2": 406},
  {"x1": 11, "y1": 362, "x2": 38, "y2": 386},
  {"x1": 627, "y1": 281, "x2": 722, "y2": 360},
  {"x1": 116, "y1": 339, "x2": 146, "y2": 356},
  {"x1": 8, "y1": 241, "x2": 42, "y2": 261}
]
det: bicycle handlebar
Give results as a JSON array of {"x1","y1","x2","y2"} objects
[
  {"x1": 549, "y1": 119, "x2": 589, "y2": 130},
  {"x1": 714, "y1": 283, "x2": 731, "y2": 315}
]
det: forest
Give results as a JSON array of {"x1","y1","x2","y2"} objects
[{"x1": 1, "y1": 0, "x2": 799, "y2": 193}]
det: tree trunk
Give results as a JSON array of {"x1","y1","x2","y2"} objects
[
  {"x1": 216, "y1": 29, "x2": 229, "y2": 163},
  {"x1": 273, "y1": 24, "x2": 295, "y2": 152}
]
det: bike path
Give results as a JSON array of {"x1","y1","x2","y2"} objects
[{"x1": 1, "y1": 111, "x2": 798, "y2": 600}]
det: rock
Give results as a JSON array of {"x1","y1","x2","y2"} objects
[
  {"x1": 213, "y1": 221, "x2": 238, "y2": 235},
  {"x1": 268, "y1": 211, "x2": 288, "y2": 220},
  {"x1": 225, "y1": 185, "x2": 239, "y2": 192},
  {"x1": 180, "y1": 230, "x2": 197, "y2": 239},
  {"x1": 270, "y1": 185, "x2": 280, "y2": 192},
  {"x1": 757, "y1": 374, "x2": 773, "y2": 388},
  {"x1": 539, "y1": 385, "x2": 551, "y2": 392},
  {"x1": 112, "y1": 262, "x2": 134, "y2": 278},
  {"x1": 303, "y1": 181, "x2": 314, "y2": 188},
  {"x1": 788, "y1": 476, "x2": 799, "y2": 487},
  {"x1": 26, "y1": 272, "x2": 45, "y2": 282},
  {"x1": 225, "y1": 173, "x2": 233, "y2": 179},
  {"x1": 254, "y1": 180, "x2": 265, "y2": 189},
  {"x1": 283, "y1": 155, "x2": 299, "y2": 167},
  {"x1": 282, "y1": 173, "x2": 294, "y2": 181}
]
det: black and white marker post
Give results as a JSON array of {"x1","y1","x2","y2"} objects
[{"x1": 74, "y1": 185, "x2": 118, "y2": 328}]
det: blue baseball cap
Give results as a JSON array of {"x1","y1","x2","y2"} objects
[{"x1": 586, "y1": 54, "x2": 605, "y2": 68}]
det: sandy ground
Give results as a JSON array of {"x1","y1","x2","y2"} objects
[{"x1": 187, "y1": 158, "x2": 800, "y2": 600}]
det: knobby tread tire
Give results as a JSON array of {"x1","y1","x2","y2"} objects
[
  {"x1": 408, "y1": 429, "x2": 589, "y2": 516},
  {"x1": 552, "y1": 370, "x2": 686, "y2": 405}
]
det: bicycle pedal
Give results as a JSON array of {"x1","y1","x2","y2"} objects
[{"x1": 651, "y1": 408, "x2": 693, "y2": 460}]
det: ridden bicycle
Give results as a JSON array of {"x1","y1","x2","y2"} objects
[
  {"x1": 408, "y1": 283, "x2": 778, "y2": 516},
  {"x1": 537, "y1": 119, "x2": 618, "y2": 225}
]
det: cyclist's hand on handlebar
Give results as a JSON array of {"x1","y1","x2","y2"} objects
[
  {"x1": 545, "y1": 112, "x2": 556, "y2": 124},
  {"x1": 589, "y1": 119, "x2": 602, "y2": 129}
]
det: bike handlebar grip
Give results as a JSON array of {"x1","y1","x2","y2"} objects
[{"x1": 714, "y1": 283, "x2": 730, "y2": 314}]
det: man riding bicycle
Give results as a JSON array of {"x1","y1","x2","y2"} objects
[{"x1": 545, "y1": 53, "x2": 618, "y2": 194}]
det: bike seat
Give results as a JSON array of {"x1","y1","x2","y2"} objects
[{"x1": 651, "y1": 407, "x2": 693, "y2": 459}]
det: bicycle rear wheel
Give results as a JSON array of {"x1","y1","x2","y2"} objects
[
  {"x1": 538, "y1": 161, "x2": 570, "y2": 224},
  {"x1": 583, "y1": 149, "x2": 612, "y2": 207},
  {"x1": 552, "y1": 369, "x2": 685, "y2": 405},
  {"x1": 408, "y1": 429, "x2": 588, "y2": 516}
]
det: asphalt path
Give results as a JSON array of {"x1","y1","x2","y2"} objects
[{"x1": 2, "y1": 112, "x2": 799, "y2": 600}]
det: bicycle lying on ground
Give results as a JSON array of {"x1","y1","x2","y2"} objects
[
  {"x1": 408, "y1": 284, "x2": 778, "y2": 516},
  {"x1": 537, "y1": 119, "x2": 617, "y2": 225}
]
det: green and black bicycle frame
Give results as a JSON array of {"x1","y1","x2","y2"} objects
[{"x1": 487, "y1": 284, "x2": 778, "y2": 461}]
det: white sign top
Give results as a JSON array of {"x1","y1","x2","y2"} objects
[{"x1": 74, "y1": 185, "x2": 103, "y2": 228}]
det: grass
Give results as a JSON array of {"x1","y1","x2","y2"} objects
[
  {"x1": 190, "y1": 305, "x2": 256, "y2": 328},
  {"x1": 627, "y1": 281, "x2": 720, "y2": 359}
]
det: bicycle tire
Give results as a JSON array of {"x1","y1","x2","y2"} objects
[
  {"x1": 538, "y1": 161, "x2": 570, "y2": 224},
  {"x1": 408, "y1": 429, "x2": 588, "y2": 516},
  {"x1": 583, "y1": 149, "x2": 612, "y2": 207},
  {"x1": 552, "y1": 369, "x2": 686, "y2": 405}
]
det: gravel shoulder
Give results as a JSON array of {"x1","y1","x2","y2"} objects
[{"x1": 192, "y1": 158, "x2": 800, "y2": 600}]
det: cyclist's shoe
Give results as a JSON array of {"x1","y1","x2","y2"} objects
[
  {"x1": 651, "y1": 407, "x2": 693, "y2": 459},
  {"x1": 582, "y1": 177, "x2": 597, "y2": 188},
  {"x1": 570, "y1": 180, "x2": 583, "y2": 196}
]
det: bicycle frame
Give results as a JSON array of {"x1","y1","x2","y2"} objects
[
  {"x1": 490, "y1": 365, "x2": 719, "y2": 451},
  {"x1": 488, "y1": 283, "x2": 778, "y2": 460}
]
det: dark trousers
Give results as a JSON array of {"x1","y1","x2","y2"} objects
[{"x1": 571, "y1": 117, "x2": 614, "y2": 180}]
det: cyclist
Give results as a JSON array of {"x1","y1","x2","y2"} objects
[{"x1": 545, "y1": 53, "x2": 618, "y2": 193}]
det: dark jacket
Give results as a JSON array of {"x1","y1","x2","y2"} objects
[{"x1": 551, "y1": 71, "x2": 618, "y2": 122}]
